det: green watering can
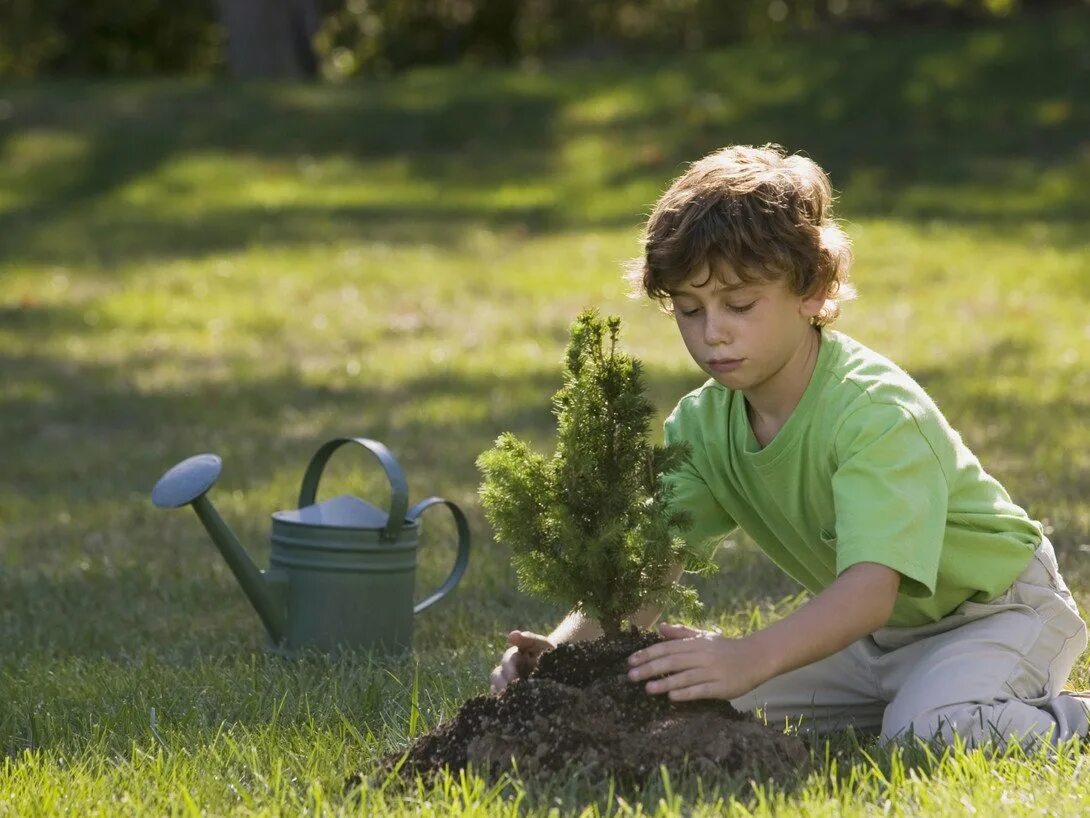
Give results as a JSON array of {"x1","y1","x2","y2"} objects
[{"x1": 151, "y1": 437, "x2": 470, "y2": 655}]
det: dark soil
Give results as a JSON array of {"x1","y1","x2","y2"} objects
[{"x1": 378, "y1": 629, "x2": 809, "y2": 785}]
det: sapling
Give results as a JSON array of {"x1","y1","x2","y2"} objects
[{"x1": 477, "y1": 308, "x2": 714, "y2": 638}]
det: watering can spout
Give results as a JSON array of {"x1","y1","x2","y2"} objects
[{"x1": 152, "y1": 454, "x2": 288, "y2": 646}]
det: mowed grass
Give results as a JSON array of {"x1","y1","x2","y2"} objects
[{"x1": 2, "y1": 10, "x2": 1090, "y2": 815}]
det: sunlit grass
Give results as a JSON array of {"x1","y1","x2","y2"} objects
[{"x1": 1, "y1": 10, "x2": 1089, "y2": 815}]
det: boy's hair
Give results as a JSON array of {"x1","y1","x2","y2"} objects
[{"x1": 628, "y1": 144, "x2": 855, "y2": 326}]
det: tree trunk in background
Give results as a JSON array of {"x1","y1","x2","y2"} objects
[{"x1": 218, "y1": 0, "x2": 319, "y2": 79}]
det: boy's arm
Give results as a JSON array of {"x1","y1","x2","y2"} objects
[
  {"x1": 490, "y1": 563, "x2": 686, "y2": 692},
  {"x1": 627, "y1": 561, "x2": 900, "y2": 701}
]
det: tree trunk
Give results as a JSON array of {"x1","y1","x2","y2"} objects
[
  {"x1": 601, "y1": 619, "x2": 622, "y2": 639},
  {"x1": 218, "y1": 0, "x2": 319, "y2": 80}
]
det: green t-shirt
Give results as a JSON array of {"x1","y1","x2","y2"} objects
[{"x1": 664, "y1": 329, "x2": 1040, "y2": 627}]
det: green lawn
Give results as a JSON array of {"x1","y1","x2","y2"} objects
[{"x1": 2, "y1": 10, "x2": 1090, "y2": 815}]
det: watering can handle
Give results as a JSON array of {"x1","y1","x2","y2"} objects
[
  {"x1": 409, "y1": 497, "x2": 471, "y2": 615},
  {"x1": 297, "y1": 437, "x2": 409, "y2": 542}
]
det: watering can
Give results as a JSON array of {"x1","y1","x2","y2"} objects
[{"x1": 151, "y1": 437, "x2": 470, "y2": 655}]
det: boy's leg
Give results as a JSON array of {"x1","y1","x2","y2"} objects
[
  {"x1": 877, "y1": 540, "x2": 1089, "y2": 748},
  {"x1": 731, "y1": 637, "x2": 886, "y2": 735}
]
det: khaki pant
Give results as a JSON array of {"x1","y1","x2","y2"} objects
[{"x1": 731, "y1": 538, "x2": 1090, "y2": 747}]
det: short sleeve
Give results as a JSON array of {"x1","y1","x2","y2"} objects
[
  {"x1": 663, "y1": 410, "x2": 737, "y2": 569},
  {"x1": 832, "y1": 402, "x2": 948, "y2": 597}
]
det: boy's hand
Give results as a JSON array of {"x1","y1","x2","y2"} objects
[
  {"x1": 490, "y1": 630, "x2": 555, "y2": 693},
  {"x1": 626, "y1": 622, "x2": 770, "y2": 702}
]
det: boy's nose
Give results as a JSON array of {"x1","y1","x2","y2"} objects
[{"x1": 703, "y1": 314, "x2": 732, "y2": 345}]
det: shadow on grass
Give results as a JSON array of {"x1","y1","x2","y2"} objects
[
  {"x1": 1, "y1": 11, "x2": 1088, "y2": 268},
  {"x1": 1, "y1": 201, "x2": 597, "y2": 268},
  {"x1": 0, "y1": 75, "x2": 566, "y2": 267}
]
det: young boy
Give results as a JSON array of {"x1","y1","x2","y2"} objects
[{"x1": 490, "y1": 144, "x2": 1089, "y2": 748}]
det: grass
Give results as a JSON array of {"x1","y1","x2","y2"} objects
[{"x1": 2, "y1": 8, "x2": 1090, "y2": 815}]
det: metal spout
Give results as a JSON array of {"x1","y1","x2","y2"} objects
[{"x1": 152, "y1": 454, "x2": 287, "y2": 645}]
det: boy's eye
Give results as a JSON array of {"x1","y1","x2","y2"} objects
[
  {"x1": 674, "y1": 304, "x2": 702, "y2": 317},
  {"x1": 727, "y1": 301, "x2": 757, "y2": 313}
]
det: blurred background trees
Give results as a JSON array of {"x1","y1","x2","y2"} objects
[
  {"x1": 0, "y1": 0, "x2": 223, "y2": 77},
  {"x1": 0, "y1": 0, "x2": 1081, "y2": 80}
]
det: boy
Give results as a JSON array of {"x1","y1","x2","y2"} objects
[{"x1": 490, "y1": 144, "x2": 1089, "y2": 748}]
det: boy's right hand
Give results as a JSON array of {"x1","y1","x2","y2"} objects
[{"x1": 490, "y1": 630, "x2": 555, "y2": 693}]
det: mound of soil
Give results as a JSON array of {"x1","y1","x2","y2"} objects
[{"x1": 381, "y1": 630, "x2": 808, "y2": 784}]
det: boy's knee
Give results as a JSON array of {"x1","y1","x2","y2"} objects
[
  {"x1": 881, "y1": 700, "x2": 1069, "y2": 748},
  {"x1": 880, "y1": 703, "x2": 983, "y2": 746}
]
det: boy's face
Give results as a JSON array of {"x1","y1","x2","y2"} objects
[{"x1": 668, "y1": 262, "x2": 824, "y2": 396}]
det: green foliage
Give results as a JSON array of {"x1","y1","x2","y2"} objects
[
  {"x1": 0, "y1": 0, "x2": 223, "y2": 78},
  {"x1": 314, "y1": 0, "x2": 1059, "y2": 79},
  {"x1": 1, "y1": 0, "x2": 1077, "y2": 78},
  {"x1": 478, "y1": 309, "x2": 711, "y2": 636}
]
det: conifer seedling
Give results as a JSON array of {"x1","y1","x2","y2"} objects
[{"x1": 477, "y1": 309, "x2": 713, "y2": 638}]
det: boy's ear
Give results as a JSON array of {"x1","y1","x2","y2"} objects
[{"x1": 798, "y1": 288, "x2": 826, "y2": 320}]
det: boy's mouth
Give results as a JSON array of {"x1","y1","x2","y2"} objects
[{"x1": 707, "y1": 358, "x2": 744, "y2": 373}]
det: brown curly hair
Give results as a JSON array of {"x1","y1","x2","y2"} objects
[{"x1": 627, "y1": 144, "x2": 855, "y2": 326}]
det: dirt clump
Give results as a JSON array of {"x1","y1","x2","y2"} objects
[{"x1": 381, "y1": 630, "x2": 808, "y2": 784}]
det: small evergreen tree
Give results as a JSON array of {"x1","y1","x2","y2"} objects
[{"x1": 477, "y1": 309, "x2": 714, "y2": 638}]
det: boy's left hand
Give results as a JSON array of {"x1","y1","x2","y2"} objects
[{"x1": 626, "y1": 622, "x2": 769, "y2": 702}]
